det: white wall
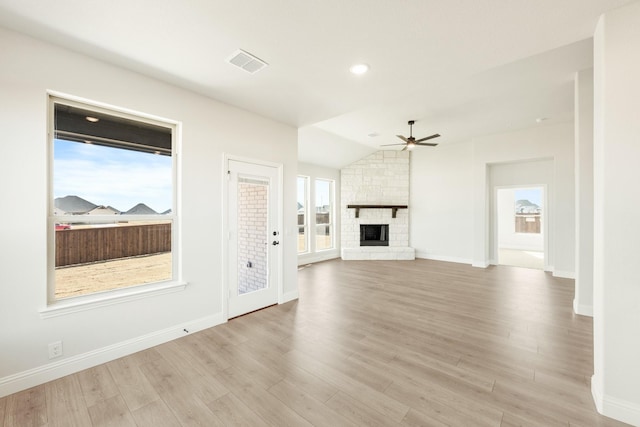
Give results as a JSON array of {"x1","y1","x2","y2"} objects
[
  {"x1": 592, "y1": 3, "x2": 640, "y2": 424},
  {"x1": 297, "y1": 162, "x2": 341, "y2": 264},
  {"x1": 410, "y1": 142, "x2": 474, "y2": 264},
  {"x1": 0, "y1": 27, "x2": 298, "y2": 396},
  {"x1": 574, "y1": 68, "x2": 594, "y2": 317},
  {"x1": 496, "y1": 187, "x2": 544, "y2": 252},
  {"x1": 411, "y1": 123, "x2": 574, "y2": 276},
  {"x1": 298, "y1": 126, "x2": 375, "y2": 169},
  {"x1": 473, "y1": 123, "x2": 574, "y2": 276}
]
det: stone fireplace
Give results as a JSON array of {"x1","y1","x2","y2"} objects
[{"x1": 340, "y1": 151, "x2": 415, "y2": 260}]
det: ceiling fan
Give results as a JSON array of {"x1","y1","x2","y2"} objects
[{"x1": 381, "y1": 120, "x2": 440, "y2": 151}]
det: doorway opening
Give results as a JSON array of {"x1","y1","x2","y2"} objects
[{"x1": 496, "y1": 187, "x2": 544, "y2": 270}]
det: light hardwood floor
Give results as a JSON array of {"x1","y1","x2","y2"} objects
[{"x1": 0, "y1": 259, "x2": 629, "y2": 426}]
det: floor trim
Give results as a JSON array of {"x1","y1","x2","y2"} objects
[
  {"x1": 0, "y1": 313, "x2": 224, "y2": 398},
  {"x1": 593, "y1": 378, "x2": 640, "y2": 426},
  {"x1": 573, "y1": 299, "x2": 594, "y2": 317}
]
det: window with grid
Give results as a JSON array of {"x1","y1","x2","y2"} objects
[
  {"x1": 297, "y1": 176, "x2": 309, "y2": 253},
  {"x1": 315, "y1": 179, "x2": 334, "y2": 251}
]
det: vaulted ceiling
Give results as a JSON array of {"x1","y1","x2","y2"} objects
[{"x1": 0, "y1": 0, "x2": 633, "y2": 167}]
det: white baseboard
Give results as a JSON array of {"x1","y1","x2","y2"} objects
[
  {"x1": 553, "y1": 270, "x2": 576, "y2": 279},
  {"x1": 499, "y1": 245, "x2": 544, "y2": 252},
  {"x1": 297, "y1": 251, "x2": 340, "y2": 266},
  {"x1": 573, "y1": 299, "x2": 594, "y2": 317},
  {"x1": 414, "y1": 251, "x2": 472, "y2": 265},
  {"x1": 592, "y1": 378, "x2": 640, "y2": 426},
  {"x1": 0, "y1": 313, "x2": 225, "y2": 398},
  {"x1": 282, "y1": 289, "x2": 299, "y2": 303},
  {"x1": 472, "y1": 261, "x2": 489, "y2": 268}
]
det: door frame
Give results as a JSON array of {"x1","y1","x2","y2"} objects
[
  {"x1": 492, "y1": 184, "x2": 549, "y2": 271},
  {"x1": 222, "y1": 154, "x2": 284, "y2": 321}
]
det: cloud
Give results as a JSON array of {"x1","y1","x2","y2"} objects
[{"x1": 54, "y1": 140, "x2": 172, "y2": 212}]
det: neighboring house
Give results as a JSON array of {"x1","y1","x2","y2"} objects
[
  {"x1": 86, "y1": 205, "x2": 121, "y2": 215},
  {"x1": 124, "y1": 203, "x2": 158, "y2": 215},
  {"x1": 515, "y1": 199, "x2": 541, "y2": 214},
  {"x1": 54, "y1": 195, "x2": 97, "y2": 215}
]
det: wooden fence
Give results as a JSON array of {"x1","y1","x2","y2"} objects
[
  {"x1": 515, "y1": 214, "x2": 541, "y2": 234},
  {"x1": 298, "y1": 212, "x2": 329, "y2": 226},
  {"x1": 56, "y1": 223, "x2": 171, "y2": 267}
]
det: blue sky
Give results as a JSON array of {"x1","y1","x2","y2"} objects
[
  {"x1": 54, "y1": 139, "x2": 172, "y2": 213},
  {"x1": 297, "y1": 177, "x2": 332, "y2": 208}
]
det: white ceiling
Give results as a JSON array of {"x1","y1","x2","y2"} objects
[{"x1": 0, "y1": 0, "x2": 633, "y2": 168}]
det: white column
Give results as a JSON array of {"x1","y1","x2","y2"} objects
[
  {"x1": 573, "y1": 68, "x2": 594, "y2": 316},
  {"x1": 592, "y1": 3, "x2": 640, "y2": 424}
]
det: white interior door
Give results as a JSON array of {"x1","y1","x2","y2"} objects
[{"x1": 227, "y1": 159, "x2": 280, "y2": 318}]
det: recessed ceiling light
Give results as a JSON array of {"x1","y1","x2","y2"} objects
[
  {"x1": 367, "y1": 132, "x2": 379, "y2": 138},
  {"x1": 85, "y1": 116, "x2": 99, "y2": 123},
  {"x1": 349, "y1": 63, "x2": 369, "y2": 75}
]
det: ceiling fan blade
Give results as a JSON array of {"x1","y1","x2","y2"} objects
[
  {"x1": 401, "y1": 145, "x2": 408, "y2": 151},
  {"x1": 380, "y1": 143, "x2": 406, "y2": 146},
  {"x1": 396, "y1": 135, "x2": 409, "y2": 142},
  {"x1": 415, "y1": 142, "x2": 439, "y2": 147},
  {"x1": 415, "y1": 134, "x2": 441, "y2": 142}
]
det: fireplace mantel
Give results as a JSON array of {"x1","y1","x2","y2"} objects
[{"x1": 347, "y1": 204, "x2": 408, "y2": 219}]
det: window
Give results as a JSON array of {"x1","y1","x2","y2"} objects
[
  {"x1": 514, "y1": 188, "x2": 542, "y2": 234},
  {"x1": 49, "y1": 96, "x2": 177, "y2": 303},
  {"x1": 315, "y1": 179, "x2": 334, "y2": 250},
  {"x1": 297, "y1": 176, "x2": 309, "y2": 253}
]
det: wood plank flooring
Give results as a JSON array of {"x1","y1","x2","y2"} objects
[{"x1": 0, "y1": 259, "x2": 630, "y2": 426}]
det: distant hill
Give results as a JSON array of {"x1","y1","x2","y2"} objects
[
  {"x1": 124, "y1": 203, "x2": 158, "y2": 215},
  {"x1": 55, "y1": 195, "x2": 97, "y2": 214}
]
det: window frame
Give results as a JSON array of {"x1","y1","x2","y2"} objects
[
  {"x1": 44, "y1": 93, "x2": 183, "y2": 315},
  {"x1": 297, "y1": 175, "x2": 310, "y2": 254},
  {"x1": 314, "y1": 178, "x2": 334, "y2": 251}
]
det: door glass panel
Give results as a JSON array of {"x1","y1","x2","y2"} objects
[{"x1": 237, "y1": 176, "x2": 269, "y2": 295}]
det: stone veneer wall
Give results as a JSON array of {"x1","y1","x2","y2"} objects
[{"x1": 341, "y1": 151, "x2": 415, "y2": 260}]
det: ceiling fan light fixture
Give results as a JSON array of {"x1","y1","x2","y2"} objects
[
  {"x1": 349, "y1": 63, "x2": 369, "y2": 75},
  {"x1": 407, "y1": 141, "x2": 416, "y2": 150}
]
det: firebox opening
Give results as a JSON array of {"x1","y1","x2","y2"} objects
[{"x1": 360, "y1": 224, "x2": 389, "y2": 246}]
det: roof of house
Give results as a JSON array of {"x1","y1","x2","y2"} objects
[{"x1": 54, "y1": 195, "x2": 97, "y2": 214}]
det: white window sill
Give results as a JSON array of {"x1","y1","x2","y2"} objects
[{"x1": 40, "y1": 280, "x2": 187, "y2": 319}]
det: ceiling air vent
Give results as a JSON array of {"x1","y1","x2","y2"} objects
[{"x1": 227, "y1": 49, "x2": 268, "y2": 74}]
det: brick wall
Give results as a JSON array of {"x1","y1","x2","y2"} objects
[
  {"x1": 341, "y1": 150, "x2": 414, "y2": 260},
  {"x1": 237, "y1": 181, "x2": 268, "y2": 294}
]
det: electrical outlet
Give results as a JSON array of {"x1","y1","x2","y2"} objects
[{"x1": 48, "y1": 341, "x2": 63, "y2": 359}]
